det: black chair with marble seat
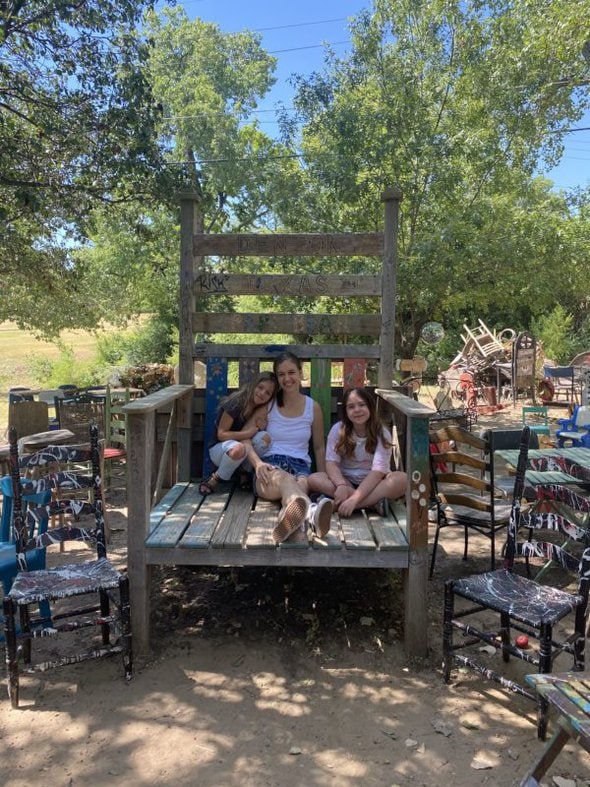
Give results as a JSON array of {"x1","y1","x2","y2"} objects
[
  {"x1": 443, "y1": 426, "x2": 590, "y2": 740},
  {"x1": 2, "y1": 425, "x2": 132, "y2": 708}
]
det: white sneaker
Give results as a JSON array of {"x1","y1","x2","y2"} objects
[{"x1": 310, "y1": 496, "x2": 333, "y2": 537}]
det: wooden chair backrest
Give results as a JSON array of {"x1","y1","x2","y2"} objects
[
  {"x1": 178, "y1": 189, "x2": 403, "y2": 475},
  {"x1": 8, "y1": 401, "x2": 49, "y2": 437},
  {"x1": 104, "y1": 386, "x2": 130, "y2": 450}
]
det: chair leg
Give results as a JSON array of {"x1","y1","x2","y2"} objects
[
  {"x1": 119, "y1": 574, "x2": 133, "y2": 681},
  {"x1": 429, "y1": 519, "x2": 442, "y2": 579},
  {"x1": 490, "y1": 526, "x2": 496, "y2": 571},
  {"x1": 442, "y1": 581, "x2": 455, "y2": 683},
  {"x1": 99, "y1": 588, "x2": 110, "y2": 646},
  {"x1": 19, "y1": 605, "x2": 31, "y2": 664},
  {"x1": 536, "y1": 624, "x2": 552, "y2": 740},
  {"x1": 462, "y1": 525, "x2": 469, "y2": 560},
  {"x1": 3, "y1": 598, "x2": 20, "y2": 708},
  {"x1": 573, "y1": 607, "x2": 585, "y2": 670},
  {"x1": 500, "y1": 612, "x2": 511, "y2": 663}
]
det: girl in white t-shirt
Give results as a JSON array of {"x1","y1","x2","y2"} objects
[{"x1": 309, "y1": 387, "x2": 407, "y2": 517}]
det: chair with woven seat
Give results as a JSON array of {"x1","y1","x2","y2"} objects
[
  {"x1": 429, "y1": 425, "x2": 513, "y2": 577},
  {"x1": 442, "y1": 426, "x2": 590, "y2": 739},
  {"x1": 55, "y1": 397, "x2": 105, "y2": 443},
  {"x1": 2, "y1": 425, "x2": 132, "y2": 708}
]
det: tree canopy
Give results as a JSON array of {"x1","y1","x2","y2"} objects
[
  {"x1": 280, "y1": 0, "x2": 590, "y2": 354},
  {"x1": 2, "y1": 0, "x2": 589, "y2": 364},
  {"x1": 0, "y1": 0, "x2": 166, "y2": 333}
]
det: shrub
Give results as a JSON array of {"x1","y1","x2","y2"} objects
[{"x1": 119, "y1": 363, "x2": 175, "y2": 394}]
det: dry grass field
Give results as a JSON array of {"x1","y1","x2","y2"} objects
[{"x1": 0, "y1": 321, "x2": 126, "y2": 435}]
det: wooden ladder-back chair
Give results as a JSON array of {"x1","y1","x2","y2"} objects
[
  {"x1": 443, "y1": 427, "x2": 590, "y2": 739},
  {"x1": 2, "y1": 425, "x2": 132, "y2": 708},
  {"x1": 429, "y1": 425, "x2": 513, "y2": 577},
  {"x1": 103, "y1": 385, "x2": 129, "y2": 490}
]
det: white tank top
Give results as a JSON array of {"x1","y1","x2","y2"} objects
[{"x1": 266, "y1": 395, "x2": 314, "y2": 465}]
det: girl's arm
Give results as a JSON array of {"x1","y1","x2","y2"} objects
[
  {"x1": 326, "y1": 459, "x2": 354, "y2": 508},
  {"x1": 216, "y1": 410, "x2": 258, "y2": 442},
  {"x1": 311, "y1": 400, "x2": 327, "y2": 473}
]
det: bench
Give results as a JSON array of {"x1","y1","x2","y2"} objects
[
  {"x1": 519, "y1": 671, "x2": 590, "y2": 786},
  {"x1": 125, "y1": 189, "x2": 433, "y2": 657}
]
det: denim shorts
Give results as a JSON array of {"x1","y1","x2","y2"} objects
[{"x1": 264, "y1": 454, "x2": 311, "y2": 477}]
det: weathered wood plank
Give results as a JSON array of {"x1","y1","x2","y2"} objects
[
  {"x1": 367, "y1": 502, "x2": 408, "y2": 550},
  {"x1": 193, "y1": 312, "x2": 382, "y2": 336},
  {"x1": 339, "y1": 512, "x2": 377, "y2": 550},
  {"x1": 212, "y1": 488, "x2": 253, "y2": 548},
  {"x1": 239, "y1": 358, "x2": 260, "y2": 385},
  {"x1": 202, "y1": 357, "x2": 228, "y2": 476},
  {"x1": 311, "y1": 358, "x2": 332, "y2": 440},
  {"x1": 146, "y1": 483, "x2": 204, "y2": 548},
  {"x1": 194, "y1": 343, "x2": 381, "y2": 360},
  {"x1": 343, "y1": 358, "x2": 367, "y2": 390},
  {"x1": 123, "y1": 385, "x2": 193, "y2": 415},
  {"x1": 144, "y1": 544, "x2": 409, "y2": 568},
  {"x1": 181, "y1": 491, "x2": 229, "y2": 548},
  {"x1": 195, "y1": 272, "x2": 382, "y2": 297},
  {"x1": 311, "y1": 513, "x2": 342, "y2": 550},
  {"x1": 149, "y1": 482, "x2": 189, "y2": 533},
  {"x1": 194, "y1": 232, "x2": 384, "y2": 257},
  {"x1": 245, "y1": 499, "x2": 278, "y2": 548}
]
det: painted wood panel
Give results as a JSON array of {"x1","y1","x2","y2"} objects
[
  {"x1": 194, "y1": 312, "x2": 381, "y2": 336},
  {"x1": 195, "y1": 272, "x2": 381, "y2": 297},
  {"x1": 194, "y1": 232, "x2": 383, "y2": 257}
]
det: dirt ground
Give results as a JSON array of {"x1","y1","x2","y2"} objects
[{"x1": 1, "y1": 402, "x2": 589, "y2": 787}]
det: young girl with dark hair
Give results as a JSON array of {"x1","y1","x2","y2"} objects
[
  {"x1": 308, "y1": 387, "x2": 406, "y2": 516},
  {"x1": 199, "y1": 371, "x2": 277, "y2": 495}
]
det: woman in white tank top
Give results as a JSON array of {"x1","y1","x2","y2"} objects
[{"x1": 245, "y1": 351, "x2": 333, "y2": 544}]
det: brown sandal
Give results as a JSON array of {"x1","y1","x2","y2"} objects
[{"x1": 199, "y1": 472, "x2": 219, "y2": 495}]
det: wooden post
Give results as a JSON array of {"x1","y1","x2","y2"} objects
[
  {"x1": 126, "y1": 410, "x2": 155, "y2": 655},
  {"x1": 178, "y1": 192, "x2": 201, "y2": 480},
  {"x1": 376, "y1": 389, "x2": 432, "y2": 658},
  {"x1": 179, "y1": 192, "x2": 201, "y2": 385},
  {"x1": 402, "y1": 408, "x2": 431, "y2": 659},
  {"x1": 380, "y1": 188, "x2": 403, "y2": 389}
]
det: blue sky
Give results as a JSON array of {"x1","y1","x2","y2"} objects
[{"x1": 166, "y1": 0, "x2": 589, "y2": 193}]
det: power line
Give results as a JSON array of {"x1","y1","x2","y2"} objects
[{"x1": 268, "y1": 39, "x2": 349, "y2": 54}]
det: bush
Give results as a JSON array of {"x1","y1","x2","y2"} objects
[
  {"x1": 119, "y1": 363, "x2": 175, "y2": 394},
  {"x1": 123, "y1": 317, "x2": 174, "y2": 366}
]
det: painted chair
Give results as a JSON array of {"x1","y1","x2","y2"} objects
[
  {"x1": 0, "y1": 475, "x2": 52, "y2": 627},
  {"x1": 522, "y1": 405, "x2": 551, "y2": 437},
  {"x1": 442, "y1": 427, "x2": 590, "y2": 740},
  {"x1": 3, "y1": 425, "x2": 132, "y2": 708},
  {"x1": 555, "y1": 404, "x2": 590, "y2": 447}
]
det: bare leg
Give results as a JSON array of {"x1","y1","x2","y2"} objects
[
  {"x1": 355, "y1": 471, "x2": 407, "y2": 509},
  {"x1": 255, "y1": 468, "x2": 311, "y2": 543},
  {"x1": 307, "y1": 471, "x2": 336, "y2": 496}
]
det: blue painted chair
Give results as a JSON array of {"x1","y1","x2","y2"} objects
[
  {"x1": 0, "y1": 476, "x2": 52, "y2": 625},
  {"x1": 555, "y1": 404, "x2": 590, "y2": 447}
]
